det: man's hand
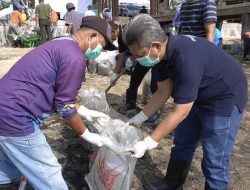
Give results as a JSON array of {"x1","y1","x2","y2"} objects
[
  {"x1": 128, "y1": 111, "x2": 148, "y2": 127},
  {"x1": 77, "y1": 105, "x2": 110, "y2": 122},
  {"x1": 80, "y1": 128, "x2": 110, "y2": 147},
  {"x1": 109, "y1": 72, "x2": 118, "y2": 85},
  {"x1": 129, "y1": 136, "x2": 158, "y2": 158}
]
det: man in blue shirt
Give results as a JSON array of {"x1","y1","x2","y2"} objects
[
  {"x1": 123, "y1": 14, "x2": 248, "y2": 190},
  {"x1": 0, "y1": 16, "x2": 116, "y2": 189}
]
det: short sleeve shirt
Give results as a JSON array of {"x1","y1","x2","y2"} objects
[
  {"x1": 155, "y1": 34, "x2": 248, "y2": 116},
  {"x1": 180, "y1": 0, "x2": 217, "y2": 37},
  {"x1": 35, "y1": 3, "x2": 51, "y2": 19},
  {"x1": 65, "y1": 10, "x2": 83, "y2": 34}
]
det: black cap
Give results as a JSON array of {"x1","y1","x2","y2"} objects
[
  {"x1": 80, "y1": 16, "x2": 117, "y2": 51},
  {"x1": 66, "y1": 3, "x2": 75, "y2": 11}
]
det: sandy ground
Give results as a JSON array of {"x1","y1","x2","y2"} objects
[{"x1": 0, "y1": 47, "x2": 250, "y2": 190}]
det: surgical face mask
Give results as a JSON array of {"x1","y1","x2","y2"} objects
[
  {"x1": 85, "y1": 36, "x2": 103, "y2": 60},
  {"x1": 136, "y1": 46, "x2": 160, "y2": 67}
]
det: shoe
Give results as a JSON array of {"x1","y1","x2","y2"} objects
[
  {"x1": 242, "y1": 57, "x2": 249, "y2": 61},
  {"x1": 144, "y1": 154, "x2": 191, "y2": 190},
  {"x1": 117, "y1": 102, "x2": 136, "y2": 113},
  {"x1": 144, "y1": 179, "x2": 183, "y2": 190}
]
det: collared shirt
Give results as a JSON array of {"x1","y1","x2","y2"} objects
[
  {"x1": 0, "y1": 39, "x2": 86, "y2": 136},
  {"x1": 155, "y1": 34, "x2": 248, "y2": 116},
  {"x1": 180, "y1": 0, "x2": 217, "y2": 37}
]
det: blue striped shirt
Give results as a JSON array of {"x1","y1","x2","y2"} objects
[{"x1": 180, "y1": 0, "x2": 217, "y2": 37}]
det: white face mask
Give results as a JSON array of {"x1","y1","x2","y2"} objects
[{"x1": 136, "y1": 45, "x2": 160, "y2": 67}]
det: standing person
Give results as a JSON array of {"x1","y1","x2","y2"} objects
[
  {"x1": 35, "y1": 0, "x2": 52, "y2": 43},
  {"x1": 242, "y1": 31, "x2": 250, "y2": 62},
  {"x1": 103, "y1": 8, "x2": 112, "y2": 21},
  {"x1": 109, "y1": 24, "x2": 158, "y2": 120},
  {"x1": 49, "y1": 5, "x2": 58, "y2": 38},
  {"x1": 12, "y1": 0, "x2": 26, "y2": 11},
  {"x1": 0, "y1": 16, "x2": 117, "y2": 190},
  {"x1": 214, "y1": 27, "x2": 223, "y2": 48},
  {"x1": 65, "y1": 2, "x2": 83, "y2": 35},
  {"x1": 123, "y1": 14, "x2": 248, "y2": 190},
  {"x1": 180, "y1": 0, "x2": 217, "y2": 42},
  {"x1": 84, "y1": 5, "x2": 96, "y2": 17},
  {"x1": 139, "y1": 6, "x2": 148, "y2": 14},
  {"x1": 7, "y1": 8, "x2": 28, "y2": 47}
]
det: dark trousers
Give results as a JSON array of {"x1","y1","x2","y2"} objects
[
  {"x1": 39, "y1": 19, "x2": 52, "y2": 43},
  {"x1": 243, "y1": 36, "x2": 250, "y2": 58},
  {"x1": 126, "y1": 63, "x2": 158, "y2": 104}
]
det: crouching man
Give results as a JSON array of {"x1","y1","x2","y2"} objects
[
  {"x1": 124, "y1": 14, "x2": 248, "y2": 190},
  {"x1": 0, "y1": 16, "x2": 116, "y2": 190}
]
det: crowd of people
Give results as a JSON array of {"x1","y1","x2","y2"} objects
[{"x1": 0, "y1": 1, "x2": 249, "y2": 190}]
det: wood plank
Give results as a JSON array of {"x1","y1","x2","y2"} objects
[{"x1": 153, "y1": 2, "x2": 250, "y2": 23}]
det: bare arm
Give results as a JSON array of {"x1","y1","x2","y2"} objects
[
  {"x1": 67, "y1": 113, "x2": 86, "y2": 135},
  {"x1": 66, "y1": 24, "x2": 73, "y2": 34},
  {"x1": 204, "y1": 21, "x2": 216, "y2": 43},
  {"x1": 143, "y1": 79, "x2": 173, "y2": 118},
  {"x1": 151, "y1": 102, "x2": 194, "y2": 142},
  {"x1": 113, "y1": 52, "x2": 126, "y2": 74},
  {"x1": 35, "y1": 15, "x2": 39, "y2": 27}
]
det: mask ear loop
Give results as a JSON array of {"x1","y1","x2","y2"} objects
[
  {"x1": 89, "y1": 34, "x2": 100, "y2": 50},
  {"x1": 150, "y1": 43, "x2": 160, "y2": 59}
]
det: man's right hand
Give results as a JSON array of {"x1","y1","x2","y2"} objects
[
  {"x1": 80, "y1": 128, "x2": 111, "y2": 147},
  {"x1": 109, "y1": 72, "x2": 118, "y2": 85}
]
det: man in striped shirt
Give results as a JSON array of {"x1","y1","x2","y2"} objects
[{"x1": 180, "y1": 0, "x2": 217, "y2": 42}]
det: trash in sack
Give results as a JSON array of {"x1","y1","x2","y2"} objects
[
  {"x1": 78, "y1": 86, "x2": 109, "y2": 114},
  {"x1": 77, "y1": 86, "x2": 143, "y2": 190},
  {"x1": 94, "y1": 51, "x2": 118, "y2": 76},
  {"x1": 85, "y1": 119, "x2": 143, "y2": 190}
]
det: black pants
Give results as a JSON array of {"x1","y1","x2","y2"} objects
[
  {"x1": 126, "y1": 63, "x2": 158, "y2": 104},
  {"x1": 39, "y1": 19, "x2": 52, "y2": 43},
  {"x1": 243, "y1": 35, "x2": 250, "y2": 58}
]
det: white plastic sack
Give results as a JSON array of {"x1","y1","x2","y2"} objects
[
  {"x1": 86, "y1": 119, "x2": 142, "y2": 190},
  {"x1": 78, "y1": 86, "x2": 109, "y2": 114},
  {"x1": 86, "y1": 146, "x2": 136, "y2": 190},
  {"x1": 94, "y1": 50, "x2": 119, "y2": 76}
]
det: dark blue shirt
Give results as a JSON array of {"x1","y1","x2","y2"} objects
[
  {"x1": 180, "y1": 0, "x2": 217, "y2": 37},
  {"x1": 155, "y1": 34, "x2": 248, "y2": 116}
]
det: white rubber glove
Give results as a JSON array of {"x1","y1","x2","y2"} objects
[
  {"x1": 110, "y1": 72, "x2": 118, "y2": 85},
  {"x1": 80, "y1": 128, "x2": 110, "y2": 147},
  {"x1": 77, "y1": 105, "x2": 110, "y2": 122},
  {"x1": 128, "y1": 111, "x2": 148, "y2": 127},
  {"x1": 131, "y1": 136, "x2": 158, "y2": 158}
]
